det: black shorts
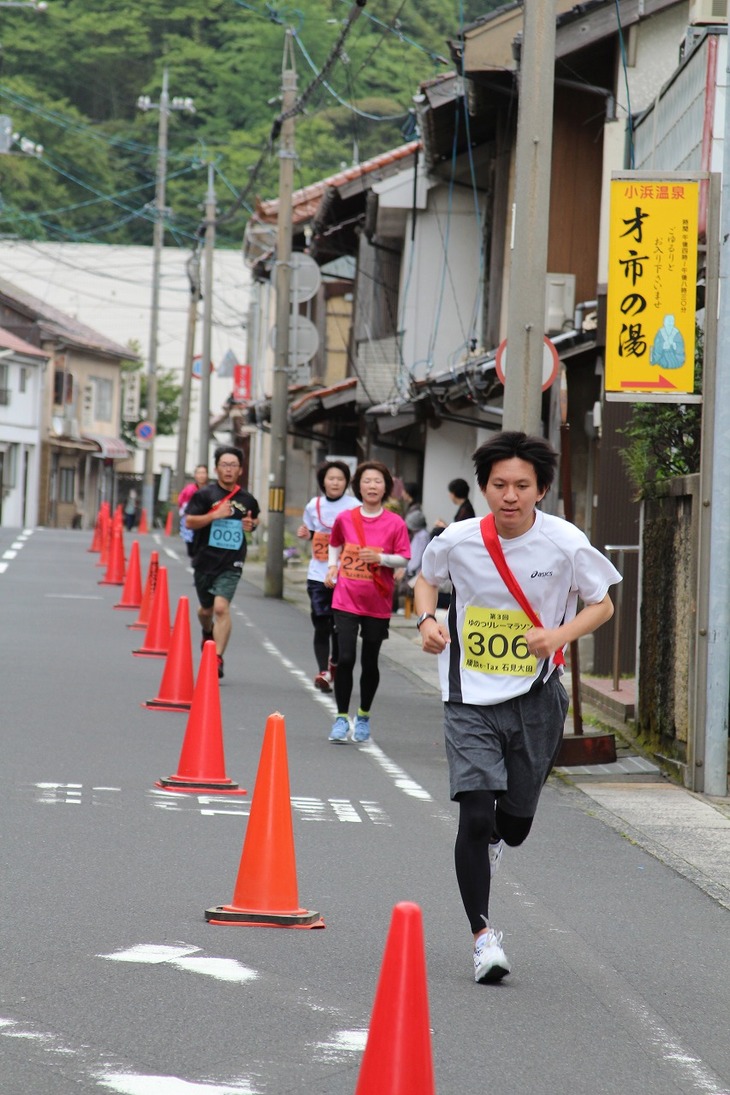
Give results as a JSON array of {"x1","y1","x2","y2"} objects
[
  {"x1": 307, "y1": 579, "x2": 334, "y2": 618},
  {"x1": 332, "y1": 609, "x2": 390, "y2": 644}
]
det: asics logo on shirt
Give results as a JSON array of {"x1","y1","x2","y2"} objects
[{"x1": 530, "y1": 570, "x2": 553, "y2": 578}]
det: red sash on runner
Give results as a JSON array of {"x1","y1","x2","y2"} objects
[
  {"x1": 350, "y1": 508, "x2": 390, "y2": 598},
  {"x1": 210, "y1": 486, "x2": 241, "y2": 512},
  {"x1": 480, "y1": 513, "x2": 565, "y2": 667}
]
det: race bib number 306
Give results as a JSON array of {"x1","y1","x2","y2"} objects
[
  {"x1": 461, "y1": 607, "x2": 536, "y2": 676},
  {"x1": 209, "y1": 518, "x2": 243, "y2": 551}
]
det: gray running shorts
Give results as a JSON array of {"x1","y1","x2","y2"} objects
[
  {"x1": 443, "y1": 673, "x2": 569, "y2": 815},
  {"x1": 194, "y1": 568, "x2": 241, "y2": 609}
]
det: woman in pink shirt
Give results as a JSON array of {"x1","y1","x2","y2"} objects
[{"x1": 324, "y1": 461, "x2": 410, "y2": 744}]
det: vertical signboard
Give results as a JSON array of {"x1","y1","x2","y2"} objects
[
  {"x1": 605, "y1": 176, "x2": 699, "y2": 399},
  {"x1": 233, "y1": 363, "x2": 251, "y2": 402}
]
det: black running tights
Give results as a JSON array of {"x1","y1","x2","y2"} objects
[
  {"x1": 312, "y1": 613, "x2": 338, "y2": 673},
  {"x1": 333, "y1": 630, "x2": 383, "y2": 714},
  {"x1": 455, "y1": 790, "x2": 534, "y2": 934}
]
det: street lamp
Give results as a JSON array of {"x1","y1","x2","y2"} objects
[{"x1": 136, "y1": 69, "x2": 195, "y2": 527}]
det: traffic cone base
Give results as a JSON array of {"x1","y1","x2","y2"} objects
[
  {"x1": 142, "y1": 698, "x2": 191, "y2": 712},
  {"x1": 132, "y1": 647, "x2": 167, "y2": 658},
  {"x1": 155, "y1": 775, "x2": 245, "y2": 794},
  {"x1": 205, "y1": 905, "x2": 324, "y2": 928}
]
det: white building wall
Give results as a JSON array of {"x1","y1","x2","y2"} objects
[
  {"x1": 399, "y1": 185, "x2": 484, "y2": 384},
  {"x1": 0, "y1": 355, "x2": 43, "y2": 526},
  {"x1": 421, "y1": 418, "x2": 491, "y2": 528}
]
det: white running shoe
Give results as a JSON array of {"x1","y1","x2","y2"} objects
[
  {"x1": 488, "y1": 838, "x2": 504, "y2": 878},
  {"x1": 473, "y1": 927, "x2": 511, "y2": 983}
]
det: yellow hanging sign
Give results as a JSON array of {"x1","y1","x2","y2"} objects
[{"x1": 605, "y1": 178, "x2": 698, "y2": 396}]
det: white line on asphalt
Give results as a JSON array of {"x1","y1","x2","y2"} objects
[
  {"x1": 98, "y1": 944, "x2": 258, "y2": 984},
  {"x1": 238, "y1": 609, "x2": 436, "y2": 804},
  {"x1": 96, "y1": 1073, "x2": 256, "y2": 1094}
]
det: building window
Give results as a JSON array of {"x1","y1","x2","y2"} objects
[
  {"x1": 92, "y1": 377, "x2": 113, "y2": 422},
  {"x1": 0, "y1": 363, "x2": 9, "y2": 405},
  {"x1": 53, "y1": 369, "x2": 73, "y2": 405},
  {"x1": 59, "y1": 466, "x2": 75, "y2": 504},
  {"x1": 19, "y1": 366, "x2": 27, "y2": 393}
]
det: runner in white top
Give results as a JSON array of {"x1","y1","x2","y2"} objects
[
  {"x1": 414, "y1": 431, "x2": 621, "y2": 986},
  {"x1": 297, "y1": 460, "x2": 360, "y2": 692}
]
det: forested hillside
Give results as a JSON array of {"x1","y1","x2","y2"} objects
[{"x1": 0, "y1": 0, "x2": 498, "y2": 248}]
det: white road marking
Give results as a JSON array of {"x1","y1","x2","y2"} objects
[
  {"x1": 2, "y1": 549, "x2": 17, "y2": 559},
  {"x1": 98, "y1": 944, "x2": 258, "y2": 985},
  {"x1": 96, "y1": 1073, "x2": 255, "y2": 1094},
  {"x1": 0, "y1": 563, "x2": 7, "y2": 573},
  {"x1": 311, "y1": 1028, "x2": 368, "y2": 1063},
  {"x1": 239, "y1": 610, "x2": 434, "y2": 803}
]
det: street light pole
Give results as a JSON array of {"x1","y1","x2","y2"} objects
[
  {"x1": 137, "y1": 69, "x2": 194, "y2": 527},
  {"x1": 502, "y1": 0, "x2": 557, "y2": 434},
  {"x1": 198, "y1": 163, "x2": 216, "y2": 467},
  {"x1": 265, "y1": 33, "x2": 297, "y2": 598},
  {"x1": 173, "y1": 247, "x2": 201, "y2": 505}
]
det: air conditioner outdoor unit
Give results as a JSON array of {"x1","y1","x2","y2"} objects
[
  {"x1": 689, "y1": 0, "x2": 727, "y2": 25},
  {"x1": 545, "y1": 273, "x2": 576, "y2": 334}
]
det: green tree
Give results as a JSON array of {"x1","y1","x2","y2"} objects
[{"x1": 618, "y1": 326, "x2": 703, "y2": 499}]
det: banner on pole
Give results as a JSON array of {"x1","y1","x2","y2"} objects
[{"x1": 605, "y1": 176, "x2": 699, "y2": 399}]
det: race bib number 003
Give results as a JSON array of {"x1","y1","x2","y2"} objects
[
  {"x1": 462, "y1": 607, "x2": 536, "y2": 676},
  {"x1": 208, "y1": 518, "x2": 243, "y2": 551}
]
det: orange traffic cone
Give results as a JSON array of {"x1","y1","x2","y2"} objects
[
  {"x1": 156, "y1": 641, "x2": 245, "y2": 792},
  {"x1": 143, "y1": 597, "x2": 194, "y2": 711},
  {"x1": 88, "y1": 509, "x2": 103, "y2": 552},
  {"x1": 132, "y1": 566, "x2": 170, "y2": 657},
  {"x1": 205, "y1": 712, "x2": 324, "y2": 928},
  {"x1": 354, "y1": 902, "x2": 435, "y2": 1095},
  {"x1": 114, "y1": 539, "x2": 142, "y2": 609},
  {"x1": 96, "y1": 509, "x2": 111, "y2": 567},
  {"x1": 138, "y1": 508, "x2": 149, "y2": 534},
  {"x1": 99, "y1": 522, "x2": 126, "y2": 586},
  {"x1": 164, "y1": 509, "x2": 173, "y2": 536},
  {"x1": 127, "y1": 551, "x2": 158, "y2": 630}
]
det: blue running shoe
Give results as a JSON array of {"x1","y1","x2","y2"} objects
[
  {"x1": 353, "y1": 714, "x2": 370, "y2": 742},
  {"x1": 328, "y1": 716, "x2": 349, "y2": 743}
]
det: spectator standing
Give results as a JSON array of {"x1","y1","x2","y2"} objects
[
  {"x1": 325, "y1": 461, "x2": 410, "y2": 743},
  {"x1": 297, "y1": 460, "x2": 360, "y2": 693},
  {"x1": 184, "y1": 447, "x2": 260, "y2": 680},
  {"x1": 431, "y1": 477, "x2": 476, "y2": 535},
  {"x1": 414, "y1": 432, "x2": 621, "y2": 984}
]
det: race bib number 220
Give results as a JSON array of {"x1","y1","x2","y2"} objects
[{"x1": 461, "y1": 606, "x2": 536, "y2": 676}]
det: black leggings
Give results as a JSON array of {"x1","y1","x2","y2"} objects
[
  {"x1": 454, "y1": 790, "x2": 534, "y2": 934},
  {"x1": 333, "y1": 630, "x2": 383, "y2": 714},
  {"x1": 312, "y1": 613, "x2": 339, "y2": 673}
]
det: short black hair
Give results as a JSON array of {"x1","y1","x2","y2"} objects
[
  {"x1": 214, "y1": 445, "x2": 243, "y2": 467},
  {"x1": 447, "y1": 478, "x2": 470, "y2": 499},
  {"x1": 316, "y1": 459, "x2": 352, "y2": 491},
  {"x1": 403, "y1": 481, "x2": 421, "y2": 504},
  {"x1": 472, "y1": 431, "x2": 557, "y2": 494},
  {"x1": 351, "y1": 460, "x2": 394, "y2": 502}
]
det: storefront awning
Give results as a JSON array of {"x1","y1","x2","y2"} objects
[
  {"x1": 81, "y1": 433, "x2": 131, "y2": 459},
  {"x1": 289, "y1": 378, "x2": 358, "y2": 428}
]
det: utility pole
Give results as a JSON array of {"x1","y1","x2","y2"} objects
[
  {"x1": 198, "y1": 163, "x2": 216, "y2": 467},
  {"x1": 502, "y1": 0, "x2": 557, "y2": 434},
  {"x1": 137, "y1": 69, "x2": 194, "y2": 526},
  {"x1": 265, "y1": 33, "x2": 297, "y2": 598},
  {"x1": 173, "y1": 247, "x2": 201, "y2": 504}
]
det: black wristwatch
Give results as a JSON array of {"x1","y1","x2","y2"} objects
[{"x1": 416, "y1": 612, "x2": 438, "y2": 630}]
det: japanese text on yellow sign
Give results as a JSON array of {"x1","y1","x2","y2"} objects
[{"x1": 606, "y1": 179, "x2": 698, "y2": 395}]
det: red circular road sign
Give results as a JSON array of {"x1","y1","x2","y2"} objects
[{"x1": 495, "y1": 336, "x2": 560, "y2": 393}]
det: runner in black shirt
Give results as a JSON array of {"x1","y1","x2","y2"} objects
[{"x1": 185, "y1": 445, "x2": 260, "y2": 678}]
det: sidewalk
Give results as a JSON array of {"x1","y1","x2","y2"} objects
[{"x1": 244, "y1": 553, "x2": 730, "y2": 912}]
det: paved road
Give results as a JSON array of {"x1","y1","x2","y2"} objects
[{"x1": 2, "y1": 527, "x2": 730, "y2": 1095}]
